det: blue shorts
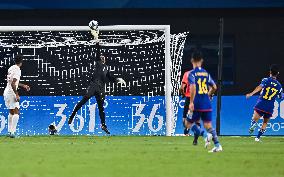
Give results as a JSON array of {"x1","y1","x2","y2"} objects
[
  {"x1": 254, "y1": 108, "x2": 272, "y2": 119},
  {"x1": 187, "y1": 111, "x2": 212, "y2": 123}
]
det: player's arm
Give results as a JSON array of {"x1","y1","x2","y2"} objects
[
  {"x1": 11, "y1": 78, "x2": 19, "y2": 101},
  {"x1": 246, "y1": 78, "x2": 266, "y2": 99},
  {"x1": 207, "y1": 74, "x2": 217, "y2": 100},
  {"x1": 180, "y1": 72, "x2": 189, "y2": 97},
  {"x1": 106, "y1": 71, "x2": 126, "y2": 86},
  {"x1": 278, "y1": 88, "x2": 283, "y2": 99},
  {"x1": 246, "y1": 85, "x2": 263, "y2": 99},
  {"x1": 18, "y1": 83, "x2": 30, "y2": 91},
  {"x1": 189, "y1": 84, "x2": 196, "y2": 111},
  {"x1": 188, "y1": 73, "x2": 196, "y2": 111},
  {"x1": 179, "y1": 83, "x2": 186, "y2": 97},
  {"x1": 208, "y1": 84, "x2": 217, "y2": 99}
]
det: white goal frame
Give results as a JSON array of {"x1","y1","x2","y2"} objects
[{"x1": 0, "y1": 25, "x2": 173, "y2": 136}]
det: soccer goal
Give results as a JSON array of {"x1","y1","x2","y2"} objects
[{"x1": 0, "y1": 25, "x2": 188, "y2": 136}]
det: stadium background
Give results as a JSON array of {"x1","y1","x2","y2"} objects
[{"x1": 0, "y1": 0, "x2": 284, "y2": 135}]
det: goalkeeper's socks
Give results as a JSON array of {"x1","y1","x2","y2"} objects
[
  {"x1": 207, "y1": 128, "x2": 220, "y2": 146},
  {"x1": 257, "y1": 129, "x2": 266, "y2": 139}
]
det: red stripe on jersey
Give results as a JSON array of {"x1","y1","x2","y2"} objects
[{"x1": 254, "y1": 107, "x2": 272, "y2": 114}]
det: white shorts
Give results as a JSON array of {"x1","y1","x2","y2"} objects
[{"x1": 3, "y1": 93, "x2": 20, "y2": 110}]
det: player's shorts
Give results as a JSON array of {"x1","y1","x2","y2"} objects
[
  {"x1": 187, "y1": 111, "x2": 212, "y2": 123},
  {"x1": 183, "y1": 97, "x2": 190, "y2": 118},
  {"x1": 3, "y1": 93, "x2": 20, "y2": 109},
  {"x1": 254, "y1": 108, "x2": 272, "y2": 119}
]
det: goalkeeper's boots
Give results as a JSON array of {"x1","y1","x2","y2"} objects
[
  {"x1": 249, "y1": 122, "x2": 258, "y2": 134},
  {"x1": 204, "y1": 133, "x2": 212, "y2": 149},
  {"x1": 192, "y1": 134, "x2": 198, "y2": 145},
  {"x1": 208, "y1": 145, "x2": 223, "y2": 153},
  {"x1": 101, "y1": 124, "x2": 110, "y2": 134}
]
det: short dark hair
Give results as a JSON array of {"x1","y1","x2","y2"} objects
[
  {"x1": 270, "y1": 64, "x2": 279, "y2": 76},
  {"x1": 14, "y1": 54, "x2": 23, "y2": 64},
  {"x1": 191, "y1": 50, "x2": 203, "y2": 62}
]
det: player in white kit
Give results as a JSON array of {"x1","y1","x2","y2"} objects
[{"x1": 3, "y1": 55, "x2": 30, "y2": 138}]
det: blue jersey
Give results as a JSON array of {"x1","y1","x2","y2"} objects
[
  {"x1": 254, "y1": 77, "x2": 283, "y2": 114},
  {"x1": 188, "y1": 67, "x2": 215, "y2": 112}
]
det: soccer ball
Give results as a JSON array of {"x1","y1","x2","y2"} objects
[{"x1": 89, "y1": 20, "x2": 98, "y2": 30}]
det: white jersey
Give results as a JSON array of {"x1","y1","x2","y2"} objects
[{"x1": 4, "y1": 65, "x2": 21, "y2": 96}]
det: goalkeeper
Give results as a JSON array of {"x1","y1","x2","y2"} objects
[{"x1": 68, "y1": 29, "x2": 126, "y2": 134}]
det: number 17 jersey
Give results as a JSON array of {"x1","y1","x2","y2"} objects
[
  {"x1": 188, "y1": 67, "x2": 215, "y2": 112},
  {"x1": 255, "y1": 77, "x2": 282, "y2": 114}
]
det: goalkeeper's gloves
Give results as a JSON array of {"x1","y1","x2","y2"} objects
[
  {"x1": 116, "y1": 78, "x2": 126, "y2": 86},
  {"x1": 91, "y1": 29, "x2": 99, "y2": 41}
]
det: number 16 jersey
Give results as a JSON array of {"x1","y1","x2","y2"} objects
[
  {"x1": 188, "y1": 67, "x2": 215, "y2": 112},
  {"x1": 255, "y1": 77, "x2": 282, "y2": 114}
]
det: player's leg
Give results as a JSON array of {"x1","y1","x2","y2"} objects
[
  {"x1": 183, "y1": 97, "x2": 190, "y2": 135},
  {"x1": 249, "y1": 110, "x2": 262, "y2": 134},
  {"x1": 7, "y1": 109, "x2": 14, "y2": 137},
  {"x1": 190, "y1": 111, "x2": 201, "y2": 145},
  {"x1": 255, "y1": 115, "x2": 271, "y2": 142},
  {"x1": 68, "y1": 95, "x2": 90, "y2": 124},
  {"x1": 4, "y1": 94, "x2": 14, "y2": 136},
  {"x1": 69, "y1": 84, "x2": 95, "y2": 124},
  {"x1": 95, "y1": 93, "x2": 110, "y2": 134},
  {"x1": 10, "y1": 107, "x2": 20, "y2": 138},
  {"x1": 194, "y1": 118, "x2": 212, "y2": 149},
  {"x1": 202, "y1": 112, "x2": 222, "y2": 152},
  {"x1": 6, "y1": 94, "x2": 20, "y2": 138}
]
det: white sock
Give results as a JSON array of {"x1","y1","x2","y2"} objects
[
  {"x1": 11, "y1": 114, "x2": 19, "y2": 134},
  {"x1": 8, "y1": 114, "x2": 13, "y2": 133}
]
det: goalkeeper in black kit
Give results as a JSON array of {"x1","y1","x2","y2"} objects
[{"x1": 68, "y1": 29, "x2": 126, "y2": 134}]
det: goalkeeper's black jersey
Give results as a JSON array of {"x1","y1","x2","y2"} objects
[{"x1": 88, "y1": 43, "x2": 117, "y2": 93}]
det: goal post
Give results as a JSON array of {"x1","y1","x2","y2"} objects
[{"x1": 0, "y1": 25, "x2": 185, "y2": 136}]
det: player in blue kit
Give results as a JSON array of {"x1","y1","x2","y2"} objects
[
  {"x1": 246, "y1": 65, "x2": 283, "y2": 142},
  {"x1": 188, "y1": 51, "x2": 222, "y2": 152}
]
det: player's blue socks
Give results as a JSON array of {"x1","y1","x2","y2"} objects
[
  {"x1": 201, "y1": 130, "x2": 207, "y2": 139},
  {"x1": 207, "y1": 128, "x2": 220, "y2": 147},
  {"x1": 191, "y1": 124, "x2": 201, "y2": 136},
  {"x1": 250, "y1": 120, "x2": 257, "y2": 126},
  {"x1": 257, "y1": 129, "x2": 266, "y2": 139},
  {"x1": 249, "y1": 119, "x2": 258, "y2": 134}
]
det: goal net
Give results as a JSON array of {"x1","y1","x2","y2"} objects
[{"x1": 0, "y1": 26, "x2": 188, "y2": 136}]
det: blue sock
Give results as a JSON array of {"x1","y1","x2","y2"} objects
[
  {"x1": 191, "y1": 124, "x2": 201, "y2": 136},
  {"x1": 201, "y1": 130, "x2": 207, "y2": 139},
  {"x1": 257, "y1": 129, "x2": 266, "y2": 139},
  {"x1": 251, "y1": 119, "x2": 257, "y2": 126},
  {"x1": 207, "y1": 128, "x2": 220, "y2": 146}
]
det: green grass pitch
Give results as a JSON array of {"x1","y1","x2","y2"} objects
[{"x1": 0, "y1": 136, "x2": 284, "y2": 177}]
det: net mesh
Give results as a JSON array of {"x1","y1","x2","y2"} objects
[{"x1": 0, "y1": 28, "x2": 188, "y2": 135}]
